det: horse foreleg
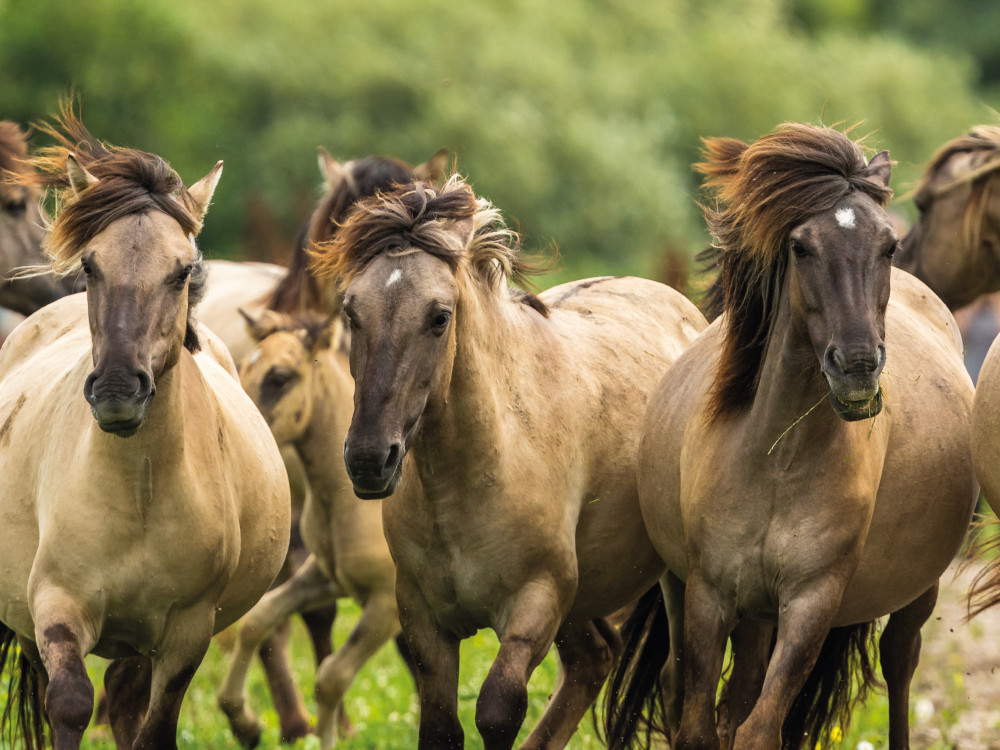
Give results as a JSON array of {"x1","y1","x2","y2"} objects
[
  {"x1": 662, "y1": 572, "x2": 686, "y2": 740},
  {"x1": 397, "y1": 577, "x2": 463, "y2": 749},
  {"x1": 520, "y1": 616, "x2": 622, "y2": 750},
  {"x1": 675, "y1": 574, "x2": 737, "y2": 750},
  {"x1": 257, "y1": 619, "x2": 313, "y2": 743},
  {"x1": 217, "y1": 554, "x2": 339, "y2": 748},
  {"x1": 880, "y1": 582, "x2": 938, "y2": 750},
  {"x1": 104, "y1": 654, "x2": 151, "y2": 749},
  {"x1": 32, "y1": 592, "x2": 97, "y2": 750},
  {"x1": 718, "y1": 620, "x2": 771, "y2": 749},
  {"x1": 314, "y1": 590, "x2": 401, "y2": 749},
  {"x1": 476, "y1": 580, "x2": 565, "y2": 750},
  {"x1": 133, "y1": 606, "x2": 214, "y2": 750}
]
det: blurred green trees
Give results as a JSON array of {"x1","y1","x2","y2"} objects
[{"x1": 0, "y1": 0, "x2": 993, "y2": 283}]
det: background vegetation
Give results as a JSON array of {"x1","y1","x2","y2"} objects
[{"x1": 2, "y1": 0, "x2": 996, "y2": 286}]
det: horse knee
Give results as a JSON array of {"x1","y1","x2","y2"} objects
[{"x1": 476, "y1": 670, "x2": 528, "y2": 749}]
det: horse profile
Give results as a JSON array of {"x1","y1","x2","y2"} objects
[
  {"x1": 215, "y1": 309, "x2": 410, "y2": 748},
  {"x1": 310, "y1": 175, "x2": 706, "y2": 749},
  {"x1": 0, "y1": 111, "x2": 290, "y2": 750},
  {"x1": 895, "y1": 125, "x2": 1000, "y2": 311},
  {"x1": 605, "y1": 124, "x2": 977, "y2": 750},
  {"x1": 0, "y1": 120, "x2": 75, "y2": 316}
]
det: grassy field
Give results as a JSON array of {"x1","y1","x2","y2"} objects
[{"x1": 0, "y1": 599, "x2": 966, "y2": 749}]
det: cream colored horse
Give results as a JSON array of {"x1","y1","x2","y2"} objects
[
  {"x1": 607, "y1": 124, "x2": 977, "y2": 750},
  {"x1": 216, "y1": 310, "x2": 406, "y2": 748},
  {"x1": 311, "y1": 175, "x2": 706, "y2": 749},
  {"x1": 0, "y1": 113, "x2": 290, "y2": 750}
]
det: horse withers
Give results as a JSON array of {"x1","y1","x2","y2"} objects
[
  {"x1": 0, "y1": 110, "x2": 290, "y2": 750},
  {"x1": 310, "y1": 175, "x2": 706, "y2": 750},
  {"x1": 607, "y1": 124, "x2": 977, "y2": 750}
]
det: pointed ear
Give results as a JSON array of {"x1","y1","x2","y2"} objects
[
  {"x1": 305, "y1": 315, "x2": 340, "y2": 353},
  {"x1": 66, "y1": 153, "x2": 97, "y2": 196},
  {"x1": 187, "y1": 161, "x2": 223, "y2": 224},
  {"x1": 317, "y1": 147, "x2": 349, "y2": 191},
  {"x1": 239, "y1": 307, "x2": 280, "y2": 342},
  {"x1": 447, "y1": 216, "x2": 475, "y2": 251},
  {"x1": 412, "y1": 148, "x2": 450, "y2": 183},
  {"x1": 866, "y1": 150, "x2": 892, "y2": 189}
]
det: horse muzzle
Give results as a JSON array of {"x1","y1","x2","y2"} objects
[
  {"x1": 343, "y1": 440, "x2": 404, "y2": 499},
  {"x1": 84, "y1": 369, "x2": 155, "y2": 437}
]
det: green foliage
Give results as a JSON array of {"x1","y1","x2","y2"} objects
[{"x1": 0, "y1": 0, "x2": 993, "y2": 284}]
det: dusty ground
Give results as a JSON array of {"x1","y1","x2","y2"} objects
[{"x1": 909, "y1": 560, "x2": 1000, "y2": 748}]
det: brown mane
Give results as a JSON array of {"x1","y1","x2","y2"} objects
[
  {"x1": 27, "y1": 103, "x2": 207, "y2": 351},
  {"x1": 698, "y1": 123, "x2": 893, "y2": 419},
  {"x1": 311, "y1": 175, "x2": 550, "y2": 316},
  {"x1": 916, "y1": 125, "x2": 1000, "y2": 258},
  {"x1": 266, "y1": 155, "x2": 419, "y2": 314},
  {"x1": 0, "y1": 122, "x2": 35, "y2": 206}
]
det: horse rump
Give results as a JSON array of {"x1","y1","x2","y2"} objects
[{"x1": 0, "y1": 622, "x2": 46, "y2": 750}]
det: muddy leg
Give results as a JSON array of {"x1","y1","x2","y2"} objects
[
  {"x1": 133, "y1": 607, "x2": 214, "y2": 750},
  {"x1": 521, "y1": 617, "x2": 621, "y2": 749},
  {"x1": 104, "y1": 654, "x2": 151, "y2": 749},
  {"x1": 718, "y1": 620, "x2": 771, "y2": 749},
  {"x1": 880, "y1": 582, "x2": 938, "y2": 750},
  {"x1": 217, "y1": 555, "x2": 339, "y2": 748},
  {"x1": 475, "y1": 580, "x2": 567, "y2": 750},
  {"x1": 397, "y1": 576, "x2": 463, "y2": 749},
  {"x1": 314, "y1": 591, "x2": 401, "y2": 749}
]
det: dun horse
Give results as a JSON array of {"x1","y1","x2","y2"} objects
[
  {"x1": 0, "y1": 113, "x2": 290, "y2": 749},
  {"x1": 311, "y1": 175, "x2": 706, "y2": 749},
  {"x1": 895, "y1": 125, "x2": 1000, "y2": 311},
  {"x1": 216, "y1": 310, "x2": 409, "y2": 748},
  {"x1": 0, "y1": 120, "x2": 75, "y2": 315},
  {"x1": 605, "y1": 124, "x2": 977, "y2": 750}
]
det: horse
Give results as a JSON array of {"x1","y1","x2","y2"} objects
[
  {"x1": 0, "y1": 111, "x2": 290, "y2": 749},
  {"x1": 200, "y1": 148, "x2": 446, "y2": 745},
  {"x1": 603, "y1": 124, "x2": 978, "y2": 750},
  {"x1": 309, "y1": 174, "x2": 706, "y2": 749},
  {"x1": 894, "y1": 125, "x2": 1000, "y2": 312},
  {"x1": 0, "y1": 120, "x2": 76, "y2": 316},
  {"x1": 216, "y1": 309, "x2": 411, "y2": 748}
]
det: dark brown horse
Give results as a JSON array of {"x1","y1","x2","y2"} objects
[
  {"x1": 606, "y1": 124, "x2": 977, "y2": 750},
  {"x1": 0, "y1": 121, "x2": 75, "y2": 315}
]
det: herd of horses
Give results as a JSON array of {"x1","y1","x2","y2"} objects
[{"x1": 0, "y1": 105, "x2": 999, "y2": 750}]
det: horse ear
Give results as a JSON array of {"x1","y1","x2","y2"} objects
[
  {"x1": 187, "y1": 161, "x2": 223, "y2": 224},
  {"x1": 866, "y1": 150, "x2": 892, "y2": 189},
  {"x1": 413, "y1": 148, "x2": 450, "y2": 183},
  {"x1": 66, "y1": 153, "x2": 97, "y2": 196},
  {"x1": 317, "y1": 147, "x2": 349, "y2": 191},
  {"x1": 239, "y1": 307, "x2": 279, "y2": 342},
  {"x1": 305, "y1": 315, "x2": 340, "y2": 353},
  {"x1": 447, "y1": 216, "x2": 475, "y2": 251}
]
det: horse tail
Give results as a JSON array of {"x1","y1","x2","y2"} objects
[
  {"x1": 781, "y1": 620, "x2": 881, "y2": 750},
  {"x1": 600, "y1": 585, "x2": 670, "y2": 750},
  {"x1": 0, "y1": 623, "x2": 45, "y2": 750}
]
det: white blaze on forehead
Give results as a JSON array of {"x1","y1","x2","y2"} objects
[
  {"x1": 835, "y1": 207, "x2": 856, "y2": 229},
  {"x1": 386, "y1": 268, "x2": 403, "y2": 287}
]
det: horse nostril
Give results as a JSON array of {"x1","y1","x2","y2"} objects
[
  {"x1": 135, "y1": 370, "x2": 153, "y2": 399},
  {"x1": 383, "y1": 443, "x2": 401, "y2": 476},
  {"x1": 826, "y1": 347, "x2": 848, "y2": 376}
]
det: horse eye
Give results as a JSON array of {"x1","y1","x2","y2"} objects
[
  {"x1": 264, "y1": 369, "x2": 293, "y2": 390},
  {"x1": 431, "y1": 311, "x2": 452, "y2": 332},
  {"x1": 81, "y1": 259, "x2": 94, "y2": 278},
  {"x1": 173, "y1": 265, "x2": 192, "y2": 288},
  {"x1": 790, "y1": 240, "x2": 808, "y2": 258},
  {"x1": 886, "y1": 242, "x2": 899, "y2": 259}
]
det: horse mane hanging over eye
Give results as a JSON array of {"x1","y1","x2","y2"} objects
[
  {"x1": 311, "y1": 174, "x2": 550, "y2": 315},
  {"x1": 26, "y1": 101, "x2": 203, "y2": 276},
  {"x1": 699, "y1": 123, "x2": 893, "y2": 420}
]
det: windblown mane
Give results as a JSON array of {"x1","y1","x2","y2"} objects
[
  {"x1": 27, "y1": 103, "x2": 207, "y2": 351},
  {"x1": 0, "y1": 122, "x2": 35, "y2": 205},
  {"x1": 699, "y1": 124, "x2": 892, "y2": 419},
  {"x1": 311, "y1": 175, "x2": 550, "y2": 316},
  {"x1": 266, "y1": 156, "x2": 417, "y2": 314},
  {"x1": 916, "y1": 125, "x2": 1000, "y2": 257}
]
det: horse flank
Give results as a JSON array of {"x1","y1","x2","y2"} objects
[
  {"x1": 311, "y1": 174, "x2": 550, "y2": 315},
  {"x1": 696, "y1": 124, "x2": 893, "y2": 419}
]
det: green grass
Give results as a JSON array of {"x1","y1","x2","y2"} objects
[{"x1": 0, "y1": 602, "x2": 961, "y2": 748}]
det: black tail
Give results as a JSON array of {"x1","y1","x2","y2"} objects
[
  {"x1": 0, "y1": 623, "x2": 45, "y2": 750},
  {"x1": 600, "y1": 586, "x2": 671, "y2": 750},
  {"x1": 781, "y1": 620, "x2": 881, "y2": 750}
]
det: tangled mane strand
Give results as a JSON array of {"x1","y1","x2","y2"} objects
[
  {"x1": 267, "y1": 155, "x2": 416, "y2": 314},
  {"x1": 28, "y1": 101, "x2": 202, "y2": 277},
  {"x1": 311, "y1": 174, "x2": 550, "y2": 315},
  {"x1": 698, "y1": 124, "x2": 893, "y2": 420}
]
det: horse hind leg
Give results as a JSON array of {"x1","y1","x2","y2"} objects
[
  {"x1": 103, "y1": 654, "x2": 151, "y2": 749},
  {"x1": 520, "y1": 616, "x2": 622, "y2": 750},
  {"x1": 879, "y1": 582, "x2": 938, "y2": 750},
  {"x1": 313, "y1": 590, "x2": 401, "y2": 749},
  {"x1": 257, "y1": 619, "x2": 312, "y2": 742}
]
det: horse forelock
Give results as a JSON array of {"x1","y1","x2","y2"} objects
[
  {"x1": 700, "y1": 124, "x2": 892, "y2": 419},
  {"x1": 312, "y1": 175, "x2": 551, "y2": 315},
  {"x1": 28, "y1": 107, "x2": 201, "y2": 277}
]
